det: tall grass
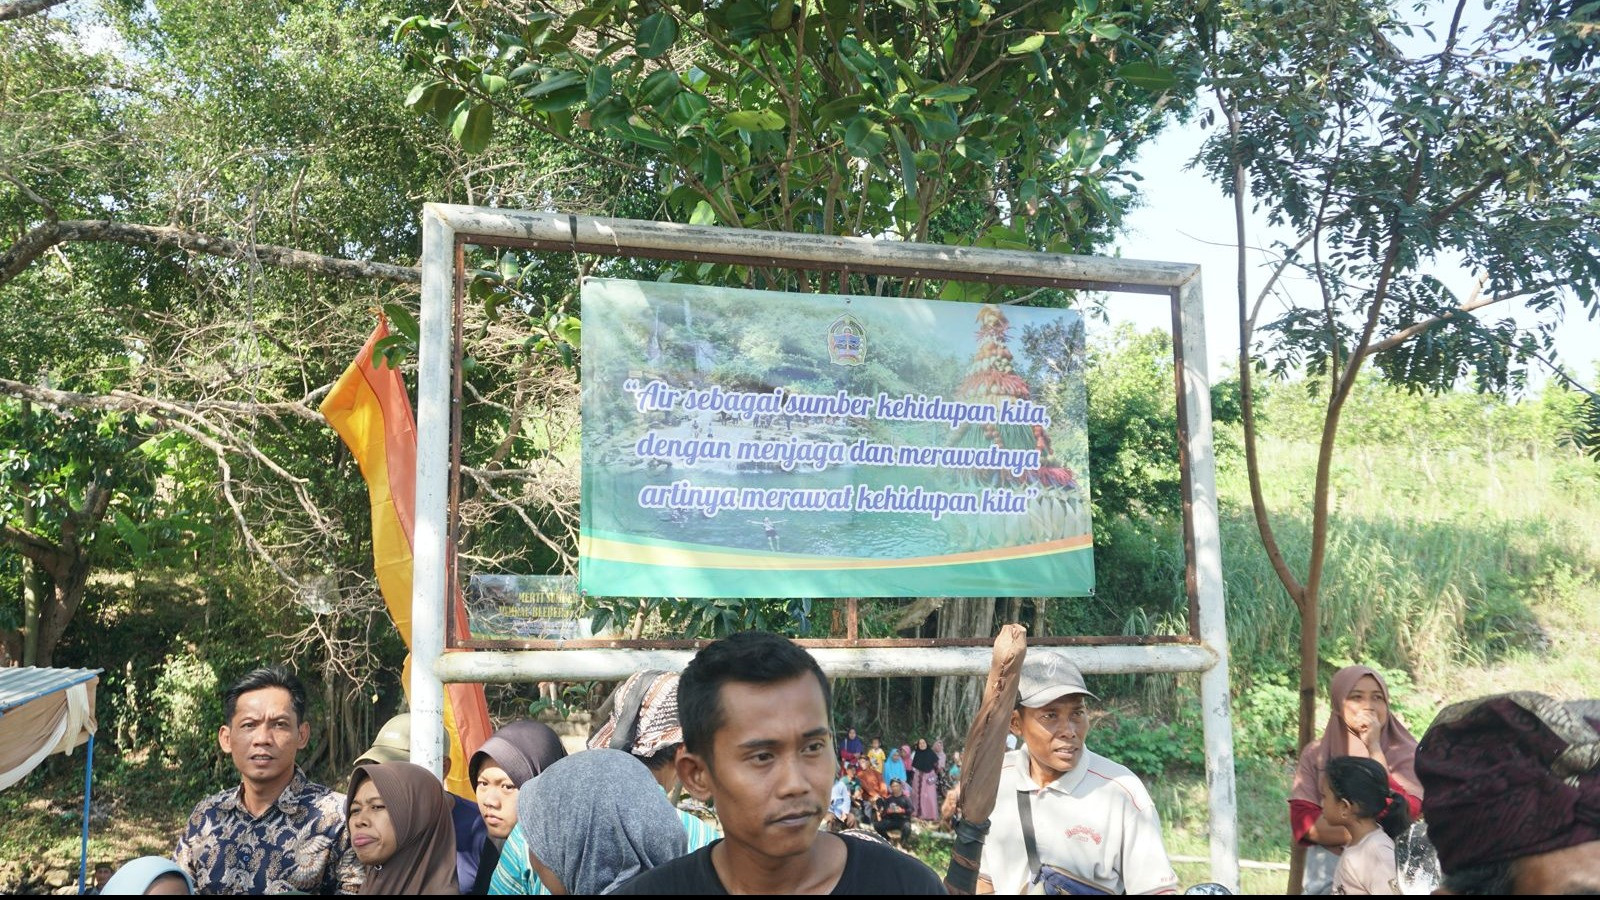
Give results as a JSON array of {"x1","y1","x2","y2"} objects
[
  {"x1": 1217, "y1": 437, "x2": 1600, "y2": 693},
  {"x1": 1086, "y1": 417, "x2": 1600, "y2": 751}
]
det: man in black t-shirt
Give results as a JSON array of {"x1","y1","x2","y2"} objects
[
  {"x1": 613, "y1": 631, "x2": 946, "y2": 895},
  {"x1": 874, "y1": 778, "x2": 914, "y2": 845}
]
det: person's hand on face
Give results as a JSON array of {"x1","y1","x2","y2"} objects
[
  {"x1": 347, "y1": 777, "x2": 398, "y2": 867},
  {"x1": 1342, "y1": 675, "x2": 1390, "y2": 756},
  {"x1": 1348, "y1": 709, "x2": 1380, "y2": 752}
]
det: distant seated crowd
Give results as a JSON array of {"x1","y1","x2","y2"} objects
[
  {"x1": 828, "y1": 727, "x2": 961, "y2": 845},
  {"x1": 91, "y1": 634, "x2": 1600, "y2": 896}
]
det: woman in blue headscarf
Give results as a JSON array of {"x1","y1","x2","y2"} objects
[
  {"x1": 518, "y1": 750, "x2": 686, "y2": 894},
  {"x1": 882, "y1": 746, "x2": 908, "y2": 787}
]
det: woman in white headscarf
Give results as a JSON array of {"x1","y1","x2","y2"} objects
[{"x1": 102, "y1": 857, "x2": 194, "y2": 895}]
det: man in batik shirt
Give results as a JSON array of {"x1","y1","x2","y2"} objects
[{"x1": 175, "y1": 665, "x2": 362, "y2": 894}]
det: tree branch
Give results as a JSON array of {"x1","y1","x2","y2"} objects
[
  {"x1": 0, "y1": 170, "x2": 57, "y2": 221},
  {"x1": 0, "y1": 376, "x2": 324, "y2": 423},
  {"x1": 0, "y1": 0, "x2": 71, "y2": 21},
  {"x1": 0, "y1": 521, "x2": 63, "y2": 571},
  {"x1": 1220, "y1": 84, "x2": 1305, "y2": 605},
  {"x1": 0, "y1": 219, "x2": 420, "y2": 289},
  {"x1": 1361, "y1": 273, "x2": 1494, "y2": 357},
  {"x1": 891, "y1": 595, "x2": 945, "y2": 632}
]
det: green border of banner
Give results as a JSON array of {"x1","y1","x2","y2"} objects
[{"x1": 578, "y1": 529, "x2": 1093, "y2": 598}]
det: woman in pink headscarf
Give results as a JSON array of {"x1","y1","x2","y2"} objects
[{"x1": 1288, "y1": 665, "x2": 1424, "y2": 892}]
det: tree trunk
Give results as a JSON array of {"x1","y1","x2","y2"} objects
[
  {"x1": 21, "y1": 491, "x2": 40, "y2": 666},
  {"x1": 999, "y1": 597, "x2": 1023, "y2": 625},
  {"x1": 23, "y1": 480, "x2": 112, "y2": 668},
  {"x1": 35, "y1": 557, "x2": 91, "y2": 668},
  {"x1": 20, "y1": 400, "x2": 41, "y2": 665},
  {"x1": 930, "y1": 598, "x2": 996, "y2": 741},
  {"x1": 325, "y1": 666, "x2": 337, "y2": 771}
]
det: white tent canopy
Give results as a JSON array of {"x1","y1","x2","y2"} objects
[{"x1": 0, "y1": 667, "x2": 99, "y2": 791}]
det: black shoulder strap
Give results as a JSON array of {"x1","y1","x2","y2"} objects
[{"x1": 1018, "y1": 787, "x2": 1041, "y2": 879}]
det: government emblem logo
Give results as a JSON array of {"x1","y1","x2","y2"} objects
[{"x1": 828, "y1": 313, "x2": 865, "y2": 367}]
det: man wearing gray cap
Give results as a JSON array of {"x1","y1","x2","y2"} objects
[{"x1": 976, "y1": 651, "x2": 1178, "y2": 894}]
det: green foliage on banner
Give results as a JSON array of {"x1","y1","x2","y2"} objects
[{"x1": 586, "y1": 596, "x2": 816, "y2": 638}]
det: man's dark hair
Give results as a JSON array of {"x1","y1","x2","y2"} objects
[
  {"x1": 222, "y1": 664, "x2": 308, "y2": 725},
  {"x1": 1325, "y1": 755, "x2": 1412, "y2": 839},
  {"x1": 642, "y1": 743, "x2": 682, "y2": 774},
  {"x1": 679, "y1": 630, "x2": 831, "y2": 759},
  {"x1": 1441, "y1": 860, "x2": 1516, "y2": 895}
]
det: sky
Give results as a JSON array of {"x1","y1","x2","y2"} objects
[{"x1": 1098, "y1": 90, "x2": 1600, "y2": 392}]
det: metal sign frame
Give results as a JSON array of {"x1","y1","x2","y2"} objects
[{"x1": 411, "y1": 203, "x2": 1238, "y2": 888}]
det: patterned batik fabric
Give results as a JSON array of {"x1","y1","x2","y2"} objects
[
  {"x1": 1417, "y1": 692, "x2": 1600, "y2": 875},
  {"x1": 587, "y1": 670, "x2": 683, "y2": 758},
  {"x1": 175, "y1": 768, "x2": 364, "y2": 895}
]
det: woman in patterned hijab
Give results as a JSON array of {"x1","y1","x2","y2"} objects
[
  {"x1": 588, "y1": 670, "x2": 685, "y2": 790},
  {"x1": 1417, "y1": 691, "x2": 1600, "y2": 893}
]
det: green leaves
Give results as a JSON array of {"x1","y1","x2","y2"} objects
[
  {"x1": 844, "y1": 116, "x2": 889, "y2": 158},
  {"x1": 382, "y1": 303, "x2": 420, "y2": 343},
  {"x1": 722, "y1": 108, "x2": 786, "y2": 132},
  {"x1": 392, "y1": 0, "x2": 1172, "y2": 250},
  {"x1": 451, "y1": 102, "x2": 494, "y2": 154},
  {"x1": 404, "y1": 80, "x2": 442, "y2": 109},
  {"x1": 1007, "y1": 34, "x2": 1046, "y2": 55},
  {"x1": 524, "y1": 71, "x2": 586, "y2": 112},
  {"x1": 892, "y1": 125, "x2": 917, "y2": 194},
  {"x1": 587, "y1": 64, "x2": 614, "y2": 103},
  {"x1": 1117, "y1": 61, "x2": 1176, "y2": 92},
  {"x1": 635, "y1": 12, "x2": 678, "y2": 59},
  {"x1": 918, "y1": 84, "x2": 976, "y2": 103},
  {"x1": 638, "y1": 69, "x2": 682, "y2": 109}
]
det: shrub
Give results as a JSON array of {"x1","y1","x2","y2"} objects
[{"x1": 155, "y1": 650, "x2": 223, "y2": 792}]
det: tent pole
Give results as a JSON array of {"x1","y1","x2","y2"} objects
[{"x1": 77, "y1": 731, "x2": 94, "y2": 895}]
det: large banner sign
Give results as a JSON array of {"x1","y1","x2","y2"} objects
[{"x1": 579, "y1": 278, "x2": 1093, "y2": 598}]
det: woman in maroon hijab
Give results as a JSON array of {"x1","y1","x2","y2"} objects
[{"x1": 1288, "y1": 665, "x2": 1424, "y2": 892}]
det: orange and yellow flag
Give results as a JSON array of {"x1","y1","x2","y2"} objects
[{"x1": 320, "y1": 318, "x2": 492, "y2": 799}]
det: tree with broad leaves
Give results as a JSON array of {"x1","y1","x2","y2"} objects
[
  {"x1": 394, "y1": 0, "x2": 1189, "y2": 262},
  {"x1": 0, "y1": 0, "x2": 613, "y2": 683}
]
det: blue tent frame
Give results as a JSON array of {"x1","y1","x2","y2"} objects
[{"x1": 0, "y1": 667, "x2": 103, "y2": 894}]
